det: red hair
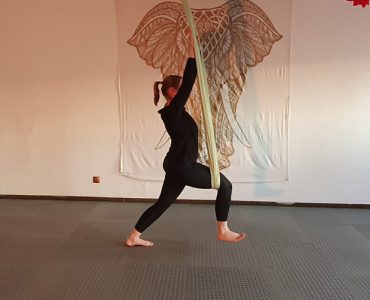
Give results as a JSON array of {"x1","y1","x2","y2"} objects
[{"x1": 153, "y1": 75, "x2": 182, "y2": 105}]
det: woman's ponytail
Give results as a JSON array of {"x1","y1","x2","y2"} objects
[
  {"x1": 153, "y1": 81, "x2": 162, "y2": 106},
  {"x1": 153, "y1": 76, "x2": 181, "y2": 106}
]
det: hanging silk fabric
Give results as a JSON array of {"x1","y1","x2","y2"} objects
[{"x1": 182, "y1": 0, "x2": 220, "y2": 189}]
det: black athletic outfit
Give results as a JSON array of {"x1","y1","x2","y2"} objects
[{"x1": 135, "y1": 58, "x2": 232, "y2": 233}]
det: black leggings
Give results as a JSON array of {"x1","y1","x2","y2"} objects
[{"x1": 135, "y1": 162, "x2": 232, "y2": 233}]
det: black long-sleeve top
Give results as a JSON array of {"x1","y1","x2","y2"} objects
[{"x1": 158, "y1": 58, "x2": 198, "y2": 170}]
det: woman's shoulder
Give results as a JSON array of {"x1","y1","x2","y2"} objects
[
  {"x1": 158, "y1": 107, "x2": 167, "y2": 114},
  {"x1": 158, "y1": 103, "x2": 185, "y2": 114}
]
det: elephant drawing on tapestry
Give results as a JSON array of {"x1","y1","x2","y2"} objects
[{"x1": 127, "y1": 0, "x2": 282, "y2": 169}]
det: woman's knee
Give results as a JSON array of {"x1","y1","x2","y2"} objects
[{"x1": 220, "y1": 173, "x2": 232, "y2": 192}]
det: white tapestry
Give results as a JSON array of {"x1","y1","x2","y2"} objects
[{"x1": 116, "y1": 0, "x2": 291, "y2": 182}]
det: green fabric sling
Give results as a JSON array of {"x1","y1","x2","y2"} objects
[{"x1": 182, "y1": 0, "x2": 220, "y2": 189}]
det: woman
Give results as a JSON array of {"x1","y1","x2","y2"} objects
[{"x1": 125, "y1": 42, "x2": 245, "y2": 247}]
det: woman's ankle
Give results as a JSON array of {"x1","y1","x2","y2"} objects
[
  {"x1": 129, "y1": 228, "x2": 141, "y2": 239},
  {"x1": 217, "y1": 221, "x2": 229, "y2": 234}
]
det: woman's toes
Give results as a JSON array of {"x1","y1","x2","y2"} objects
[
  {"x1": 143, "y1": 240, "x2": 154, "y2": 247},
  {"x1": 234, "y1": 233, "x2": 246, "y2": 242}
]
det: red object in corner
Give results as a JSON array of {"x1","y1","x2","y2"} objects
[{"x1": 347, "y1": 0, "x2": 370, "y2": 7}]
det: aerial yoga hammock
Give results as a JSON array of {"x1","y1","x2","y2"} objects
[{"x1": 182, "y1": 0, "x2": 220, "y2": 189}]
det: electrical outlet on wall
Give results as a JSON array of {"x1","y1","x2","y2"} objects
[{"x1": 93, "y1": 176, "x2": 100, "y2": 183}]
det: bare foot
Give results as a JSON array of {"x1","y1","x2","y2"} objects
[
  {"x1": 125, "y1": 236, "x2": 154, "y2": 247},
  {"x1": 217, "y1": 230, "x2": 246, "y2": 243}
]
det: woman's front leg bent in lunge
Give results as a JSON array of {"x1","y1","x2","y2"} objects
[
  {"x1": 215, "y1": 174, "x2": 246, "y2": 243},
  {"x1": 178, "y1": 162, "x2": 245, "y2": 243}
]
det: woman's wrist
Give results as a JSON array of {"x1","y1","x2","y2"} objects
[{"x1": 189, "y1": 45, "x2": 195, "y2": 58}]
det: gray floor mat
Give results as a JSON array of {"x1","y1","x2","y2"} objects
[{"x1": 1, "y1": 199, "x2": 370, "y2": 300}]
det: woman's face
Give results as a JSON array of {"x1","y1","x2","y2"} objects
[
  {"x1": 166, "y1": 79, "x2": 182, "y2": 100},
  {"x1": 166, "y1": 87, "x2": 179, "y2": 100}
]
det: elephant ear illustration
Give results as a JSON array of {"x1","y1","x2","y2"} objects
[
  {"x1": 128, "y1": 2, "x2": 190, "y2": 77},
  {"x1": 128, "y1": 0, "x2": 282, "y2": 169}
]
